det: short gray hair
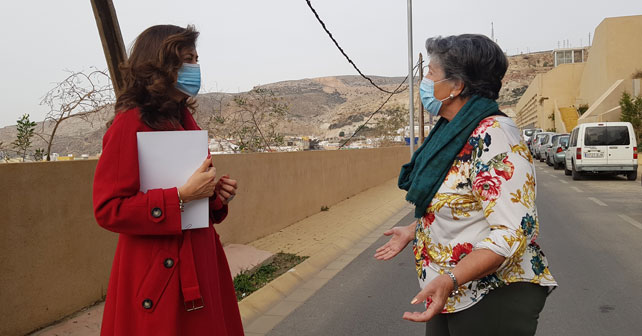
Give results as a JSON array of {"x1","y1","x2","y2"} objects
[{"x1": 425, "y1": 34, "x2": 507, "y2": 100}]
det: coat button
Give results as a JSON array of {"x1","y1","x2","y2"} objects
[
  {"x1": 164, "y1": 258, "x2": 174, "y2": 268},
  {"x1": 151, "y1": 207, "x2": 162, "y2": 218},
  {"x1": 142, "y1": 299, "x2": 153, "y2": 309}
]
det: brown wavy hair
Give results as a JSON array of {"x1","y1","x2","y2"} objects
[{"x1": 114, "y1": 25, "x2": 199, "y2": 129}]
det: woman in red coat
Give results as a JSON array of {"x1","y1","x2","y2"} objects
[{"x1": 93, "y1": 25, "x2": 244, "y2": 335}]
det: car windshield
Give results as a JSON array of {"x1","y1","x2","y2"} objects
[
  {"x1": 525, "y1": 130, "x2": 535, "y2": 136},
  {"x1": 584, "y1": 126, "x2": 629, "y2": 146},
  {"x1": 559, "y1": 136, "x2": 569, "y2": 147},
  {"x1": 540, "y1": 135, "x2": 549, "y2": 144}
]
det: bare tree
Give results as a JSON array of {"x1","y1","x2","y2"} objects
[
  {"x1": 208, "y1": 88, "x2": 288, "y2": 152},
  {"x1": 40, "y1": 68, "x2": 114, "y2": 161}
]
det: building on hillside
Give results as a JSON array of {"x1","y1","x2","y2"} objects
[
  {"x1": 57, "y1": 154, "x2": 75, "y2": 161},
  {"x1": 516, "y1": 15, "x2": 642, "y2": 132},
  {"x1": 553, "y1": 47, "x2": 588, "y2": 67}
]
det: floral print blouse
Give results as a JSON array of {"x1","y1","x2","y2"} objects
[{"x1": 413, "y1": 116, "x2": 557, "y2": 313}]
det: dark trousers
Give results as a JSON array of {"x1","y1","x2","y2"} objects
[{"x1": 425, "y1": 282, "x2": 550, "y2": 336}]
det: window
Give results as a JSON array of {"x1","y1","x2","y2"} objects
[
  {"x1": 573, "y1": 50, "x2": 584, "y2": 63},
  {"x1": 570, "y1": 129, "x2": 578, "y2": 146},
  {"x1": 540, "y1": 135, "x2": 549, "y2": 144},
  {"x1": 555, "y1": 49, "x2": 585, "y2": 66},
  {"x1": 584, "y1": 126, "x2": 630, "y2": 146},
  {"x1": 585, "y1": 127, "x2": 606, "y2": 146},
  {"x1": 607, "y1": 126, "x2": 630, "y2": 145},
  {"x1": 559, "y1": 136, "x2": 569, "y2": 147}
]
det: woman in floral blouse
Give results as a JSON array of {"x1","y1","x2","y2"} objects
[{"x1": 375, "y1": 34, "x2": 556, "y2": 336}]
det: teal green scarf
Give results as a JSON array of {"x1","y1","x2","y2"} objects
[{"x1": 398, "y1": 95, "x2": 500, "y2": 218}]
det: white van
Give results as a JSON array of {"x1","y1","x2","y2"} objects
[
  {"x1": 522, "y1": 128, "x2": 542, "y2": 143},
  {"x1": 564, "y1": 122, "x2": 638, "y2": 180}
]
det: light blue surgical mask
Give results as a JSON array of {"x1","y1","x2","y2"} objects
[
  {"x1": 175, "y1": 63, "x2": 201, "y2": 97},
  {"x1": 419, "y1": 77, "x2": 452, "y2": 116}
]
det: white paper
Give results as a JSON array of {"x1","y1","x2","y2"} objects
[{"x1": 137, "y1": 130, "x2": 209, "y2": 230}]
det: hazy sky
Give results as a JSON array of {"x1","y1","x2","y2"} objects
[{"x1": 0, "y1": 0, "x2": 640, "y2": 127}]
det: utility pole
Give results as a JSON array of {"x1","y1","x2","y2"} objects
[
  {"x1": 90, "y1": 0, "x2": 127, "y2": 96},
  {"x1": 491, "y1": 22, "x2": 494, "y2": 42},
  {"x1": 407, "y1": 0, "x2": 415, "y2": 155},
  {"x1": 417, "y1": 52, "x2": 424, "y2": 144}
]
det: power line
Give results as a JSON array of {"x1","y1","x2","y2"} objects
[
  {"x1": 338, "y1": 62, "x2": 420, "y2": 149},
  {"x1": 305, "y1": 0, "x2": 405, "y2": 95}
]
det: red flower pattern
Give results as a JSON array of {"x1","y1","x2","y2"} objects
[
  {"x1": 450, "y1": 242, "x2": 474, "y2": 264},
  {"x1": 473, "y1": 171, "x2": 502, "y2": 201},
  {"x1": 422, "y1": 211, "x2": 435, "y2": 228},
  {"x1": 471, "y1": 117, "x2": 497, "y2": 137},
  {"x1": 421, "y1": 245, "x2": 430, "y2": 261},
  {"x1": 457, "y1": 142, "x2": 474, "y2": 158},
  {"x1": 494, "y1": 156, "x2": 515, "y2": 180}
]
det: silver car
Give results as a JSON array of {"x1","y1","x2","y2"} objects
[
  {"x1": 533, "y1": 132, "x2": 555, "y2": 161},
  {"x1": 545, "y1": 134, "x2": 569, "y2": 169}
]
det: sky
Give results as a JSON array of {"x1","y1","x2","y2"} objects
[{"x1": 0, "y1": 0, "x2": 640, "y2": 127}]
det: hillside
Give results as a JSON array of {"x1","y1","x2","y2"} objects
[{"x1": 0, "y1": 51, "x2": 554, "y2": 157}]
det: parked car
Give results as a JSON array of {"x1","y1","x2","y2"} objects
[
  {"x1": 522, "y1": 128, "x2": 542, "y2": 144},
  {"x1": 564, "y1": 122, "x2": 638, "y2": 180},
  {"x1": 523, "y1": 128, "x2": 542, "y2": 155},
  {"x1": 532, "y1": 132, "x2": 555, "y2": 160},
  {"x1": 545, "y1": 134, "x2": 569, "y2": 169}
]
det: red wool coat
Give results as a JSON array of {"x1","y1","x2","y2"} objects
[{"x1": 93, "y1": 107, "x2": 244, "y2": 335}]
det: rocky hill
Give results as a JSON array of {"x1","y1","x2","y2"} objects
[{"x1": 0, "y1": 51, "x2": 554, "y2": 158}]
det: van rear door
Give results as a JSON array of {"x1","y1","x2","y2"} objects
[
  {"x1": 583, "y1": 126, "x2": 608, "y2": 164},
  {"x1": 606, "y1": 125, "x2": 632, "y2": 165}
]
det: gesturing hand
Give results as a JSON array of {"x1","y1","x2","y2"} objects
[
  {"x1": 374, "y1": 222, "x2": 416, "y2": 261},
  {"x1": 178, "y1": 157, "x2": 217, "y2": 203},
  {"x1": 215, "y1": 175, "x2": 238, "y2": 205},
  {"x1": 403, "y1": 274, "x2": 453, "y2": 322}
]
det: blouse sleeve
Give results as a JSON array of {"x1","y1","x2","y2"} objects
[
  {"x1": 92, "y1": 113, "x2": 182, "y2": 236},
  {"x1": 470, "y1": 119, "x2": 537, "y2": 272}
]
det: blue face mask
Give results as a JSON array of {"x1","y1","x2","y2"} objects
[
  {"x1": 419, "y1": 78, "x2": 452, "y2": 116},
  {"x1": 175, "y1": 63, "x2": 201, "y2": 97}
]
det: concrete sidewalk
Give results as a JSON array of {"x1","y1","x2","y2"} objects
[{"x1": 29, "y1": 178, "x2": 408, "y2": 335}]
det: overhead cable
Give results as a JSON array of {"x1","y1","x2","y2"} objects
[
  {"x1": 338, "y1": 62, "x2": 420, "y2": 149},
  {"x1": 305, "y1": 0, "x2": 406, "y2": 95}
]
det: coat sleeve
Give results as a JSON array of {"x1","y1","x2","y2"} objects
[
  {"x1": 209, "y1": 195, "x2": 228, "y2": 224},
  {"x1": 93, "y1": 113, "x2": 182, "y2": 236}
]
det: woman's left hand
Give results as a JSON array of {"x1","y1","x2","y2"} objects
[
  {"x1": 403, "y1": 274, "x2": 453, "y2": 322},
  {"x1": 215, "y1": 175, "x2": 237, "y2": 205}
]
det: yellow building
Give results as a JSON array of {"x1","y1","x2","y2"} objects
[
  {"x1": 516, "y1": 15, "x2": 642, "y2": 132},
  {"x1": 515, "y1": 62, "x2": 585, "y2": 131}
]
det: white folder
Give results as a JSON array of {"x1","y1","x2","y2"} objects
[{"x1": 137, "y1": 130, "x2": 209, "y2": 230}]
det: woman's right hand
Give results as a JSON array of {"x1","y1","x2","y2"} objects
[
  {"x1": 374, "y1": 221, "x2": 417, "y2": 261},
  {"x1": 178, "y1": 157, "x2": 217, "y2": 203}
]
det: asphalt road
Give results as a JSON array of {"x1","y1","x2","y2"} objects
[{"x1": 268, "y1": 160, "x2": 642, "y2": 336}]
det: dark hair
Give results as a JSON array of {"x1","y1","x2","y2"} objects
[
  {"x1": 115, "y1": 25, "x2": 199, "y2": 129},
  {"x1": 425, "y1": 34, "x2": 507, "y2": 100}
]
